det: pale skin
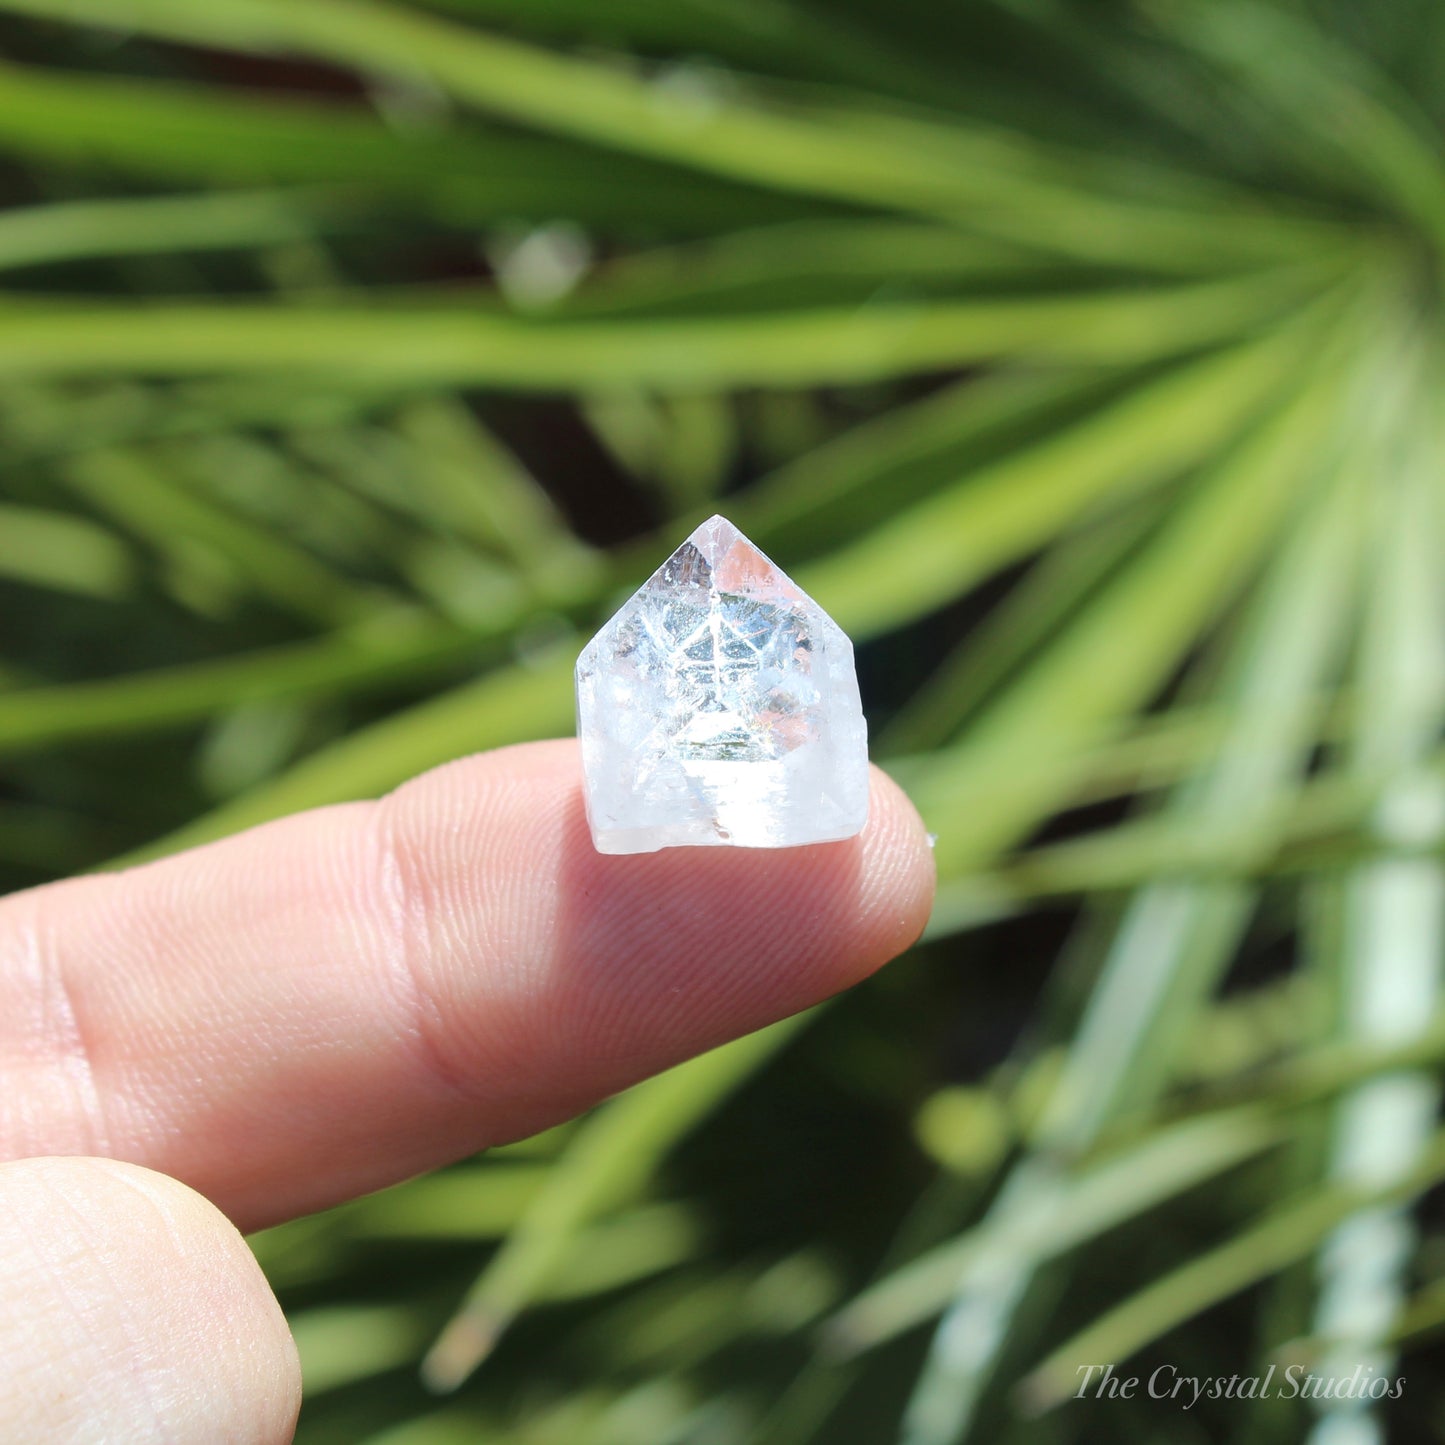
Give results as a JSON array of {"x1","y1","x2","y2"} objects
[{"x1": 0, "y1": 739, "x2": 936, "y2": 1442}]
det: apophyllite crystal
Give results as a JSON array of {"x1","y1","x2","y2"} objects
[{"x1": 576, "y1": 515, "x2": 869, "y2": 854}]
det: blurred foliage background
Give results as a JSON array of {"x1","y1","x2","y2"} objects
[{"x1": 2, "y1": 1, "x2": 1445, "y2": 1441}]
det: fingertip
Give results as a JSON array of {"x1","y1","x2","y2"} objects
[
  {"x1": 0, "y1": 1157, "x2": 300, "y2": 1445},
  {"x1": 463, "y1": 751, "x2": 934, "y2": 1092},
  {"x1": 854, "y1": 763, "x2": 938, "y2": 974},
  {"x1": 371, "y1": 740, "x2": 938, "y2": 1114}
]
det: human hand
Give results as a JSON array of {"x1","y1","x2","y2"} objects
[{"x1": 0, "y1": 740, "x2": 934, "y2": 1442}]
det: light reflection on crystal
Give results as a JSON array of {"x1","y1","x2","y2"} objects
[{"x1": 576, "y1": 515, "x2": 868, "y2": 853}]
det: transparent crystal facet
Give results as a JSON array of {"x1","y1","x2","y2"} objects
[{"x1": 576, "y1": 515, "x2": 869, "y2": 854}]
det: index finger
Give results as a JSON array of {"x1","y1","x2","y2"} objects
[{"x1": 0, "y1": 740, "x2": 934, "y2": 1231}]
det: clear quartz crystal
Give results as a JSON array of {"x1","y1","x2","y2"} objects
[{"x1": 576, "y1": 515, "x2": 869, "y2": 854}]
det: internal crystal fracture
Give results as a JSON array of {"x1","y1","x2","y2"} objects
[{"x1": 576, "y1": 515, "x2": 869, "y2": 854}]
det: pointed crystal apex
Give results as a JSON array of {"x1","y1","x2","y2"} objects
[
  {"x1": 576, "y1": 516, "x2": 869, "y2": 853},
  {"x1": 683, "y1": 514, "x2": 741, "y2": 565},
  {"x1": 645, "y1": 515, "x2": 803, "y2": 602}
]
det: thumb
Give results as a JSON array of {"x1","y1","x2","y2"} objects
[{"x1": 0, "y1": 1156, "x2": 299, "y2": 1443}]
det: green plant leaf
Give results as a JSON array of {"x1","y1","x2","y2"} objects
[
  {"x1": 1021, "y1": 1129, "x2": 1445, "y2": 1412},
  {"x1": 0, "y1": 0, "x2": 1352, "y2": 267},
  {"x1": 421, "y1": 1015, "x2": 808, "y2": 1391},
  {"x1": 0, "y1": 266, "x2": 1334, "y2": 386},
  {"x1": 0, "y1": 60, "x2": 809, "y2": 233}
]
